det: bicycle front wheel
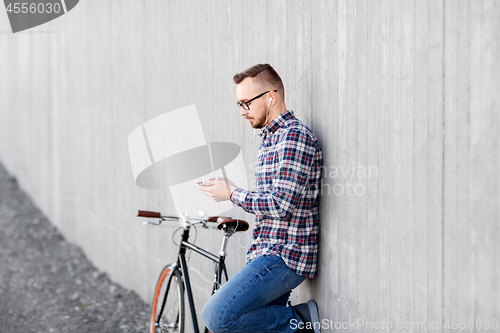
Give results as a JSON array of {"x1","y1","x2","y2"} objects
[{"x1": 150, "y1": 264, "x2": 185, "y2": 333}]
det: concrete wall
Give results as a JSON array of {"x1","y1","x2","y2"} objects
[{"x1": 1, "y1": 0, "x2": 499, "y2": 331}]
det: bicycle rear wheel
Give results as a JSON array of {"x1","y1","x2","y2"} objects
[{"x1": 150, "y1": 264, "x2": 185, "y2": 333}]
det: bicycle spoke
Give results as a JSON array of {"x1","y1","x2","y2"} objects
[{"x1": 150, "y1": 266, "x2": 184, "y2": 333}]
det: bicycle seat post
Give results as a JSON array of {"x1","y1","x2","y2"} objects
[{"x1": 219, "y1": 228, "x2": 235, "y2": 257}]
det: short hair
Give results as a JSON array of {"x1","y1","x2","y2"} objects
[{"x1": 233, "y1": 64, "x2": 285, "y2": 100}]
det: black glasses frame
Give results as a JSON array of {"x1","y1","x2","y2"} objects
[{"x1": 237, "y1": 90, "x2": 277, "y2": 111}]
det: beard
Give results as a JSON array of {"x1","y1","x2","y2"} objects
[
  {"x1": 249, "y1": 116, "x2": 266, "y2": 129},
  {"x1": 248, "y1": 107, "x2": 269, "y2": 129}
]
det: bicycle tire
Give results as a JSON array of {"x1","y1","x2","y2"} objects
[{"x1": 150, "y1": 264, "x2": 185, "y2": 333}]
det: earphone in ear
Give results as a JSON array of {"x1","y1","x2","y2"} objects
[{"x1": 268, "y1": 97, "x2": 272, "y2": 107}]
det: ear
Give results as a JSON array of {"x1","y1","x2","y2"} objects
[{"x1": 269, "y1": 90, "x2": 277, "y2": 106}]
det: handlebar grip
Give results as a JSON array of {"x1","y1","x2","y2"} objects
[{"x1": 137, "y1": 210, "x2": 162, "y2": 218}]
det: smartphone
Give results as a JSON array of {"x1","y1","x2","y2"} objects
[{"x1": 195, "y1": 180, "x2": 204, "y2": 186}]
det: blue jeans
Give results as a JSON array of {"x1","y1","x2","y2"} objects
[{"x1": 202, "y1": 254, "x2": 306, "y2": 333}]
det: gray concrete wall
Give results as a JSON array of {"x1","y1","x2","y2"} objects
[{"x1": 1, "y1": 0, "x2": 499, "y2": 331}]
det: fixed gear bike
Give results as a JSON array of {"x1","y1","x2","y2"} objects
[{"x1": 136, "y1": 210, "x2": 249, "y2": 333}]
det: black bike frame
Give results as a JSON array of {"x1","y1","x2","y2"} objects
[{"x1": 155, "y1": 226, "x2": 229, "y2": 333}]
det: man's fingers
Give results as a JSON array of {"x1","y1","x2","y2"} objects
[
  {"x1": 198, "y1": 186, "x2": 216, "y2": 198},
  {"x1": 204, "y1": 180, "x2": 222, "y2": 186},
  {"x1": 196, "y1": 180, "x2": 230, "y2": 202},
  {"x1": 197, "y1": 185, "x2": 209, "y2": 194}
]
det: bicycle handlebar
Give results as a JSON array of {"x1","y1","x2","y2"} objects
[
  {"x1": 137, "y1": 210, "x2": 179, "y2": 220},
  {"x1": 137, "y1": 210, "x2": 221, "y2": 223},
  {"x1": 136, "y1": 210, "x2": 249, "y2": 232},
  {"x1": 137, "y1": 210, "x2": 162, "y2": 218}
]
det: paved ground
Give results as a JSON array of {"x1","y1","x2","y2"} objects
[{"x1": 0, "y1": 162, "x2": 150, "y2": 333}]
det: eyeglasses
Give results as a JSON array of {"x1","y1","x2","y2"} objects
[{"x1": 237, "y1": 90, "x2": 277, "y2": 111}]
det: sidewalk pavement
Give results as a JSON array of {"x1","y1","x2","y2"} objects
[{"x1": 0, "y1": 162, "x2": 150, "y2": 333}]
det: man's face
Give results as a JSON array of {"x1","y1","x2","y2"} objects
[{"x1": 236, "y1": 77, "x2": 270, "y2": 129}]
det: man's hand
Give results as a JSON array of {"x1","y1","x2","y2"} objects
[{"x1": 196, "y1": 177, "x2": 237, "y2": 202}]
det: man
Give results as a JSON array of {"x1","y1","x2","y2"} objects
[{"x1": 197, "y1": 64, "x2": 322, "y2": 333}]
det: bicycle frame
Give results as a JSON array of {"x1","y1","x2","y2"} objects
[{"x1": 155, "y1": 224, "x2": 230, "y2": 333}]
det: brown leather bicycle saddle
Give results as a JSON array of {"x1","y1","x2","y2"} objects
[
  {"x1": 208, "y1": 216, "x2": 249, "y2": 232},
  {"x1": 207, "y1": 216, "x2": 228, "y2": 223}
]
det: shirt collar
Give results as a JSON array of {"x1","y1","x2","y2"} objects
[{"x1": 259, "y1": 110, "x2": 295, "y2": 140}]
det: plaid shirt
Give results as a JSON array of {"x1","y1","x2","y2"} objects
[{"x1": 230, "y1": 110, "x2": 322, "y2": 278}]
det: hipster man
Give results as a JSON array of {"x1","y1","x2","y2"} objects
[{"x1": 198, "y1": 63, "x2": 322, "y2": 333}]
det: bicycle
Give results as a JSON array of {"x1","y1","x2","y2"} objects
[{"x1": 136, "y1": 210, "x2": 249, "y2": 333}]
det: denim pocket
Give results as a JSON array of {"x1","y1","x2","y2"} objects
[
  {"x1": 268, "y1": 255, "x2": 284, "y2": 268},
  {"x1": 282, "y1": 268, "x2": 306, "y2": 291},
  {"x1": 255, "y1": 255, "x2": 284, "y2": 278}
]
